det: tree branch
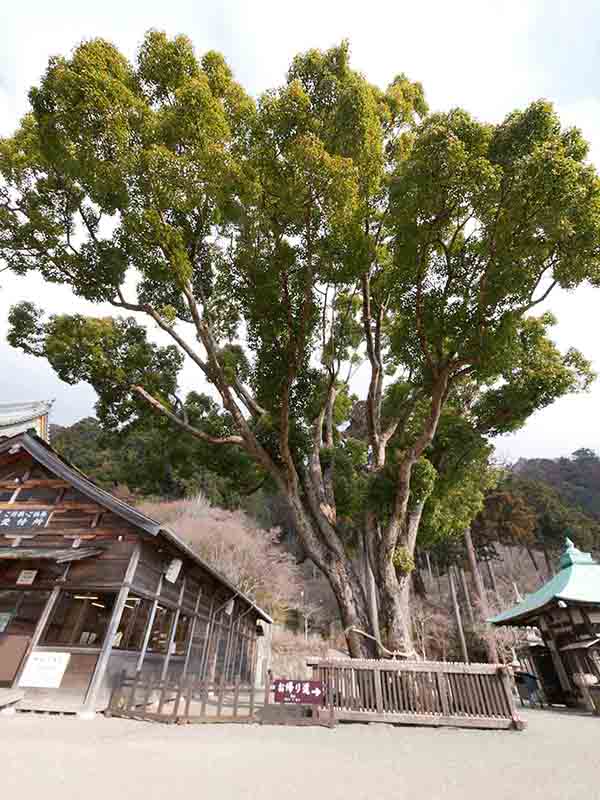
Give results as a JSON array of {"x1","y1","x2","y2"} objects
[{"x1": 132, "y1": 385, "x2": 245, "y2": 446}]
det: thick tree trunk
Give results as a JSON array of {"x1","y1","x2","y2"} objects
[
  {"x1": 464, "y1": 528, "x2": 498, "y2": 662},
  {"x1": 359, "y1": 528, "x2": 381, "y2": 648},
  {"x1": 284, "y1": 489, "x2": 376, "y2": 658},
  {"x1": 327, "y1": 554, "x2": 377, "y2": 658},
  {"x1": 378, "y1": 561, "x2": 414, "y2": 655}
]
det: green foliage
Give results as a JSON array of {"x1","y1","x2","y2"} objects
[
  {"x1": 2, "y1": 34, "x2": 600, "y2": 649},
  {"x1": 51, "y1": 394, "x2": 263, "y2": 506},
  {"x1": 8, "y1": 305, "x2": 182, "y2": 428},
  {"x1": 392, "y1": 545, "x2": 415, "y2": 574}
]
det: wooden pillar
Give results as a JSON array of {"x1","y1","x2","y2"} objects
[
  {"x1": 81, "y1": 543, "x2": 141, "y2": 715},
  {"x1": 182, "y1": 589, "x2": 203, "y2": 678},
  {"x1": 449, "y1": 567, "x2": 469, "y2": 663},
  {"x1": 13, "y1": 585, "x2": 61, "y2": 688},
  {"x1": 199, "y1": 597, "x2": 216, "y2": 679},
  {"x1": 573, "y1": 652, "x2": 599, "y2": 714},
  {"x1": 136, "y1": 573, "x2": 163, "y2": 673},
  {"x1": 541, "y1": 617, "x2": 572, "y2": 695},
  {"x1": 160, "y1": 576, "x2": 187, "y2": 681}
]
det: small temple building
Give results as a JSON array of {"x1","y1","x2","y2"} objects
[
  {"x1": 490, "y1": 539, "x2": 600, "y2": 713},
  {"x1": 0, "y1": 401, "x2": 53, "y2": 442},
  {"x1": 0, "y1": 431, "x2": 271, "y2": 716}
]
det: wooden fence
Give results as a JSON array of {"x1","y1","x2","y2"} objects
[
  {"x1": 107, "y1": 671, "x2": 261, "y2": 724},
  {"x1": 107, "y1": 660, "x2": 525, "y2": 730},
  {"x1": 308, "y1": 659, "x2": 525, "y2": 730}
]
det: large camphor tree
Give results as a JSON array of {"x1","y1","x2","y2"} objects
[{"x1": 2, "y1": 32, "x2": 600, "y2": 657}]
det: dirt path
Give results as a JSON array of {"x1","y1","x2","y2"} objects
[{"x1": 2, "y1": 708, "x2": 598, "y2": 800}]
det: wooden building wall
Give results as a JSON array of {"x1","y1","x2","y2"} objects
[{"x1": 0, "y1": 444, "x2": 266, "y2": 713}]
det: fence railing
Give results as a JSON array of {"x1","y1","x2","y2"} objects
[
  {"x1": 107, "y1": 660, "x2": 525, "y2": 730},
  {"x1": 308, "y1": 659, "x2": 525, "y2": 730},
  {"x1": 107, "y1": 671, "x2": 261, "y2": 724}
]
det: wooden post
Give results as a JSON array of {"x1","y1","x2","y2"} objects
[
  {"x1": 12, "y1": 584, "x2": 61, "y2": 688},
  {"x1": 449, "y1": 567, "x2": 469, "y2": 664},
  {"x1": 573, "y1": 652, "x2": 599, "y2": 715},
  {"x1": 136, "y1": 573, "x2": 163, "y2": 673},
  {"x1": 497, "y1": 666, "x2": 525, "y2": 730},
  {"x1": 459, "y1": 567, "x2": 475, "y2": 626},
  {"x1": 542, "y1": 621, "x2": 572, "y2": 695},
  {"x1": 182, "y1": 589, "x2": 203, "y2": 677},
  {"x1": 486, "y1": 559, "x2": 500, "y2": 603},
  {"x1": 199, "y1": 596, "x2": 216, "y2": 679},
  {"x1": 425, "y1": 551, "x2": 434, "y2": 586},
  {"x1": 160, "y1": 576, "x2": 187, "y2": 681},
  {"x1": 82, "y1": 543, "x2": 141, "y2": 715}
]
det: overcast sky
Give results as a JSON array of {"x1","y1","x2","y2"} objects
[{"x1": 1, "y1": 0, "x2": 600, "y2": 459}]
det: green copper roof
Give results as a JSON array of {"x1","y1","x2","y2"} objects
[{"x1": 489, "y1": 539, "x2": 600, "y2": 626}]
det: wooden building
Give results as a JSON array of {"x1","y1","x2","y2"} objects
[
  {"x1": 0, "y1": 432, "x2": 271, "y2": 716},
  {"x1": 0, "y1": 401, "x2": 53, "y2": 442},
  {"x1": 490, "y1": 538, "x2": 600, "y2": 712}
]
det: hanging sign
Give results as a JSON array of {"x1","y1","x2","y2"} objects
[
  {"x1": 0, "y1": 509, "x2": 50, "y2": 529},
  {"x1": 273, "y1": 678, "x2": 325, "y2": 705},
  {"x1": 19, "y1": 652, "x2": 71, "y2": 689},
  {"x1": 16, "y1": 569, "x2": 38, "y2": 586},
  {"x1": 164, "y1": 558, "x2": 182, "y2": 583}
]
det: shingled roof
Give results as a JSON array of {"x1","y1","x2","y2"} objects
[{"x1": 0, "y1": 401, "x2": 52, "y2": 440}]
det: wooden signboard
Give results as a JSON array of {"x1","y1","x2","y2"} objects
[
  {"x1": 273, "y1": 679, "x2": 324, "y2": 705},
  {"x1": 0, "y1": 509, "x2": 50, "y2": 530}
]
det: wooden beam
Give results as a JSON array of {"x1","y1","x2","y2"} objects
[
  {"x1": 135, "y1": 573, "x2": 164, "y2": 673},
  {"x1": 81, "y1": 543, "x2": 141, "y2": 714},
  {"x1": 160, "y1": 576, "x2": 187, "y2": 680}
]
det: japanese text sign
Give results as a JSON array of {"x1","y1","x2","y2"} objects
[
  {"x1": 0, "y1": 509, "x2": 50, "y2": 530},
  {"x1": 273, "y1": 678, "x2": 324, "y2": 705}
]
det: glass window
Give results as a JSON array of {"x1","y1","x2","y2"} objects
[
  {"x1": 147, "y1": 605, "x2": 175, "y2": 654},
  {"x1": 41, "y1": 591, "x2": 117, "y2": 647},
  {"x1": 0, "y1": 589, "x2": 50, "y2": 636},
  {"x1": 113, "y1": 595, "x2": 152, "y2": 651}
]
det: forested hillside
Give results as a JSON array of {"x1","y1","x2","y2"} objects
[{"x1": 514, "y1": 448, "x2": 600, "y2": 520}]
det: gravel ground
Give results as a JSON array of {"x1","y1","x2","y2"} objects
[{"x1": 2, "y1": 708, "x2": 599, "y2": 800}]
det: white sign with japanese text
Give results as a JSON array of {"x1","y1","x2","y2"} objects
[
  {"x1": 19, "y1": 652, "x2": 71, "y2": 689},
  {"x1": 16, "y1": 569, "x2": 38, "y2": 586},
  {"x1": 165, "y1": 558, "x2": 182, "y2": 583}
]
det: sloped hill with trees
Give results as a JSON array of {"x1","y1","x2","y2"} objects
[{"x1": 514, "y1": 448, "x2": 600, "y2": 520}]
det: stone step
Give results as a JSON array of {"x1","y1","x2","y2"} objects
[{"x1": 0, "y1": 688, "x2": 25, "y2": 709}]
